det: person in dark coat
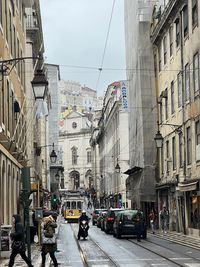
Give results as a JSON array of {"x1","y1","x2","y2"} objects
[
  {"x1": 77, "y1": 210, "x2": 89, "y2": 240},
  {"x1": 41, "y1": 215, "x2": 58, "y2": 267},
  {"x1": 135, "y1": 208, "x2": 143, "y2": 242},
  {"x1": 8, "y1": 214, "x2": 33, "y2": 267}
]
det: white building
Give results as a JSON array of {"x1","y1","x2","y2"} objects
[
  {"x1": 92, "y1": 81, "x2": 130, "y2": 208},
  {"x1": 59, "y1": 110, "x2": 93, "y2": 191}
]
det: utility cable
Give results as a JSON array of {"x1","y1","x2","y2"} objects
[{"x1": 96, "y1": 0, "x2": 116, "y2": 90}]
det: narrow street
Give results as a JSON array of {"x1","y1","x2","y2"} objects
[{"x1": 54, "y1": 218, "x2": 200, "y2": 267}]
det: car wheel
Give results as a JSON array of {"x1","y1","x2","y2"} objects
[
  {"x1": 92, "y1": 221, "x2": 95, "y2": 226},
  {"x1": 113, "y1": 232, "x2": 116, "y2": 237}
]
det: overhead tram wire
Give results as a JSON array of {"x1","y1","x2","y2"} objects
[{"x1": 95, "y1": 0, "x2": 116, "y2": 91}]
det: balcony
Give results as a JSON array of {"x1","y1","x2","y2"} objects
[{"x1": 26, "y1": 15, "x2": 39, "y2": 31}]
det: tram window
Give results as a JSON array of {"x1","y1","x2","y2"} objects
[
  {"x1": 77, "y1": 201, "x2": 82, "y2": 209},
  {"x1": 72, "y1": 201, "x2": 76, "y2": 209},
  {"x1": 66, "y1": 202, "x2": 70, "y2": 209}
]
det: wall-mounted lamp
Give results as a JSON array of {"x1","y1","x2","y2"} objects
[
  {"x1": 115, "y1": 158, "x2": 121, "y2": 173},
  {"x1": 35, "y1": 142, "x2": 57, "y2": 163},
  {"x1": 31, "y1": 69, "x2": 48, "y2": 100},
  {"x1": 154, "y1": 130, "x2": 163, "y2": 148}
]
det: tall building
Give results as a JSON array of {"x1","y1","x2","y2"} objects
[
  {"x1": 151, "y1": 0, "x2": 200, "y2": 235},
  {"x1": 91, "y1": 81, "x2": 130, "y2": 208},
  {"x1": 0, "y1": 0, "x2": 47, "y2": 225},
  {"x1": 124, "y1": 0, "x2": 157, "y2": 214}
]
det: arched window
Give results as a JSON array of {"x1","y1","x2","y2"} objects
[{"x1": 71, "y1": 147, "x2": 78, "y2": 165}]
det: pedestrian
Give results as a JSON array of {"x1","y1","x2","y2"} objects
[
  {"x1": 135, "y1": 208, "x2": 143, "y2": 242},
  {"x1": 87, "y1": 200, "x2": 92, "y2": 209},
  {"x1": 29, "y1": 209, "x2": 35, "y2": 243},
  {"x1": 149, "y1": 209, "x2": 157, "y2": 234},
  {"x1": 8, "y1": 214, "x2": 33, "y2": 267},
  {"x1": 41, "y1": 215, "x2": 58, "y2": 267},
  {"x1": 159, "y1": 206, "x2": 169, "y2": 234}
]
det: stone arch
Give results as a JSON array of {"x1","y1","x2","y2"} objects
[{"x1": 69, "y1": 170, "x2": 80, "y2": 190}]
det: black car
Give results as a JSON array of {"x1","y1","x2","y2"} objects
[
  {"x1": 113, "y1": 209, "x2": 147, "y2": 239},
  {"x1": 92, "y1": 209, "x2": 107, "y2": 225},
  {"x1": 103, "y1": 208, "x2": 124, "y2": 234}
]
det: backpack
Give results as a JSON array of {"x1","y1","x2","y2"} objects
[{"x1": 44, "y1": 223, "x2": 54, "y2": 238}]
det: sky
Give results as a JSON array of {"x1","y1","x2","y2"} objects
[{"x1": 40, "y1": 0, "x2": 126, "y2": 96}]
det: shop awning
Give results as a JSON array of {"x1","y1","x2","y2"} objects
[
  {"x1": 178, "y1": 181, "x2": 198, "y2": 192},
  {"x1": 124, "y1": 166, "x2": 142, "y2": 175}
]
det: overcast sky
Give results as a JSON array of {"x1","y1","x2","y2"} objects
[{"x1": 40, "y1": 0, "x2": 126, "y2": 95}]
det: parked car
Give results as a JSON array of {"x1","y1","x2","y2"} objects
[
  {"x1": 103, "y1": 208, "x2": 124, "y2": 234},
  {"x1": 92, "y1": 209, "x2": 107, "y2": 225},
  {"x1": 113, "y1": 209, "x2": 147, "y2": 239},
  {"x1": 97, "y1": 210, "x2": 108, "y2": 229}
]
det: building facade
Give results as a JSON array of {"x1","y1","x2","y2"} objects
[
  {"x1": 59, "y1": 110, "x2": 93, "y2": 193},
  {"x1": 0, "y1": 0, "x2": 48, "y2": 225},
  {"x1": 124, "y1": 0, "x2": 157, "y2": 216},
  {"x1": 151, "y1": 0, "x2": 200, "y2": 235},
  {"x1": 93, "y1": 81, "x2": 130, "y2": 209}
]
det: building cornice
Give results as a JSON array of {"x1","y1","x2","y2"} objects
[{"x1": 151, "y1": 0, "x2": 186, "y2": 45}]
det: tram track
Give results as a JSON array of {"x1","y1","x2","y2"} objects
[
  {"x1": 70, "y1": 224, "x2": 120, "y2": 267},
  {"x1": 127, "y1": 238, "x2": 199, "y2": 267}
]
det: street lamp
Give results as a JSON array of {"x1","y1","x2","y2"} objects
[
  {"x1": 31, "y1": 69, "x2": 48, "y2": 99},
  {"x1": 50, "y1": 144, "x2": 57, "y2": 164},
  {"x1": 55, "y1": 171, "x2": 60, "y2": 181},
  {"x1": 35, "y1": 142, "x2": 57, "y2": 163},
  {"x1": 115, "y1": 159, "x2": 121, "y2": 173},
  {"x1": 154, "y1": 130, "x2": 163, "y2": 149}
]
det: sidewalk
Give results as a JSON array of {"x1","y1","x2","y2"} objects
[
  {"x1": 0, "y1": 215, "x2": 62, "y2": 267},
  {"x1": 148, "y1": 229, "x2": 200, "y2": 249}
]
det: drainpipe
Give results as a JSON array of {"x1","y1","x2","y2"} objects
[{"x1": 180, "y1": 7, "x2": 187, "y2": 235}]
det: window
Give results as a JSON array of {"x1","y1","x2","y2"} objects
[
  {"x1": 169, "y1": 26, "x2": 173, "y2": 56},
  {"x1": 161, "y1": 145, "x2": 164, "y2": 174},
  {"x1": 158, "y1": 45, "x2": 162, "y2": 72},
  {"x1": 171, "y1": 81, "x2": 175, "y2": 114},
  {"x1": 192, "y1": 0, "x2": 198, "y2": 27},
  {"x1": 186, "y1": 127, "x2": 192, "y2": 165},
  {"x1": 193, "y1": 53, "x2": 199, "y2": 93},
  {"x1": 177, "y1": 72, "x2": 182, "y2": 107},
  {"x1": 172, "y1": 136, "x2": 176, "y2": 170},
  {"x1": 165, "y1": 89, "x2": 168, "y2": 120},
  {"x1": 179, "y1": 132, "x2": 183, "y2": 167},
  {"x1": 166, "y1": 140, "x2": 170, "y2": 173},
  {"x1": 1, "y1": 78, "x2": 4, "y2": 124},
  {"x1": 71, "y1": 147, "x2": 78, "y2": 165},
  {"x1": 195, "y1": 120, "x2": 200, "y2": 145},
  {"x1": 175, "y1": 18, "x2": 180, "y2": 47},
  {"x1": 7, "y1": 80, "x2": 10, "y2": 131},
  {"x1": 72, "y1": 122, "x2": 77, "y2": 129},
  {"x1": 87, "y1": 151, "x2": 91, "y2": 163},
  {"x1": 185, "y1": 63, "x2": 190, "y2": 101},
  {"x1": 183, "y1": 5, "x2": 188, "y2": 37},
  {"x1": 160, "y1": 102, "x2": 163, "y2": 123},
  {"x1": 9, "y1": 10, "x2": 13, "y2": 55},
  {"x1": 163, "y1": 36, "x2": 167, "y2": 65},
  {"x1": 0, "y1": 0, "x2": 2, "y2": 26},
  {"x1": 5, "y1": 0, "x2": 8, "y2": 41}
]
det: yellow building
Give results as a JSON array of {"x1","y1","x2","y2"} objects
[
  {"x1": 151, "y1": 0, "x2": 200, "y2": 235},
  {"x1": 0, "y1": 0, "x2": 46, "y2": 225}
]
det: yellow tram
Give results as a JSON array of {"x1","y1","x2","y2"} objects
[{"x1": 62, "y1": 190, "x2": 84, "y2": 222}]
